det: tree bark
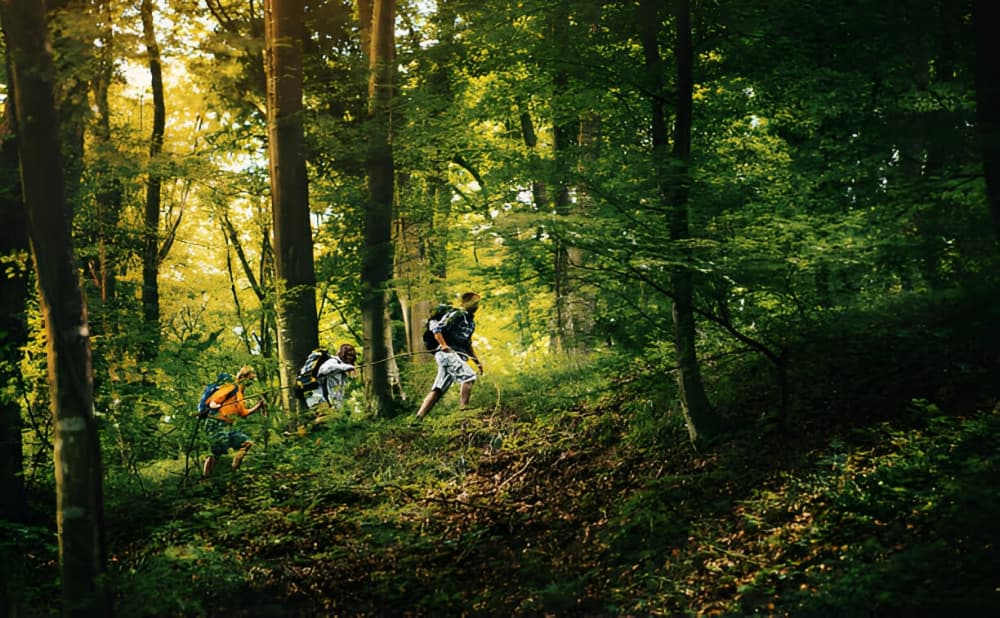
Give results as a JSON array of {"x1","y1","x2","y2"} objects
[
  {"x1": 264, "y1": 0, "x2": 319, "y2": 418},
  {"x1": 973, "y1": 0, "x2": 1000, "y2": 242},
  {"x1": 394, "y1": 194, "x2": 433, "y2": 362},
  {"x1": 362, "y1": 0, "x2": 397, "y2": 415},
  {"x1": 2, "y1": 0, "x2": 110, "y2": 613},
  {"x1": 140, "y1": 0, "x2": 166, "y2": 359},
  {"x1": 551, "y1": 97, "x2": 575, "y2": 353},
  {"x1": 357, "y1": 0, "x2": 373, "y2": 64},
  {"x1": 46, "y1": 0, "x2": 88, "y2": 221},
  {"x1": 639, "y1": 0, "x2": 723, "y2": 446}
]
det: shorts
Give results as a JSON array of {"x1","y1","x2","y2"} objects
[
  {"x1": 206, "y1": 420, "x2": 250, "y2": 456},
  {"x1": 304, "y1": 386, "x2": 346, "y2": 410},
  {"x1": 431, "y1": 350, "x2": 478, "y2": 393}
]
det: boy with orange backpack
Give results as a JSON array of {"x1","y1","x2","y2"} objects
[{"x1": 199, "y1": 365, "x2": 267, "y2": 478}]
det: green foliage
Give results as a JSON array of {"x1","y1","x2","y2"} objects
[
  {"x1": 8, "y1": 301, "x2": 1000, "y2": 616},
  {"x1": 113, "y1": 542, "x2": 249, "y2": 617},
  {"x1": 0, "y1": 520, "x2": 59, "y2": 610},
  {"x1": 727, "y1": 406, "x2": 1000, "y2": 615},
  {"x1": 5, "y1": 0, "x2": 1000, "y2": 615}
]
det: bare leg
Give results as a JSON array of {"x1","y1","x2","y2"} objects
[
  {"x1": 202, "y1": 455, "x2": 216, "y2": 479},
  {"x1": 231, "y1": 441, "x2": 253, "y2": 470},
  {"x1": 416, "y1": 389, "x2": 442, "y2": 418},
  {"x1": 459, "y1": 381, "x2": 474, "y2": 407}
]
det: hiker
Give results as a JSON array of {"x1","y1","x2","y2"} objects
[
  {"x1": 202, "y1": 365, "x2": 267, "y2": 478},
  {"x1": 415, "y1": 292, "x2": 484, "y2": 421},
  {"x1": 305, "y1": 343, "x2": 358, "y2": 411}
]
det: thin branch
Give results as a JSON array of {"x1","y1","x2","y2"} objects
[{"x1": 222, "y1": 209, "x2": 266, "y2": 300}]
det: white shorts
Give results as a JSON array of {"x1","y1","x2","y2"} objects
[{"x1": 432, "y1": 350, "x2": 477, "y2": 393}]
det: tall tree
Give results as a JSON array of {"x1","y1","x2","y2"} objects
[
  {"x1": 361, "y1": 0, "x2": 396, "y2": 415},
  {"x1": 393, "y1": 175, "x2": 432, "y2": 359},
  {"x1": 139, "y1": 0, "x2": 167, "y2": 359},
  {"x1": 545, "y1": 3, "x2": 590, "y2": 354},
  {"x1": 639, "y1": 0, "x2": 722, "y2": 445},
  {"x1": 85, "y1": 0, "x2": 125, "y2": 340},
  {"x1": 47, "y1": 0, "x2": 91, "y2": 215},
  {"x1": 0, "y1": 56, "x2": 29, "y2": 527},
  {"x1": 2, "y1": 0, "x2": 110, "y2": 613},
  {"x1": 264, "y1": 0, "x2": 320, "y2": 415}
]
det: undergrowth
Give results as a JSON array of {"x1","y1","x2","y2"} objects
[{"x1": 5, "y1": 297, "x2": 1000, "y2": 616}]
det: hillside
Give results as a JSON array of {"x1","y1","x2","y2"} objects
[{"x1": 6, "y1": 293, "x2": 1000, "y2": 616}]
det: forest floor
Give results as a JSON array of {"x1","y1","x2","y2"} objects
[
  {"x1": 7, "y1": 293, "x2": 1000, "y2": 616},
  {"x1": 113, "y1": 367, "x2": 999, "y2": 613}
]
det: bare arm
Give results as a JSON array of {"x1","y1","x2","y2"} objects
[{"x1": 318, "y1": 357, "x2": 355, "y2": 374}]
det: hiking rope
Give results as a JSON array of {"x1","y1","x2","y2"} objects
[
  {"x1": 353, "y1": 349, "x2": 436, "y2": 368},
  {"x1": 173, "y1": 348, "x2": 477, "y2": 468},
  {"x1": 170, "y1": 349, "x2": 457, "y2": 419}
]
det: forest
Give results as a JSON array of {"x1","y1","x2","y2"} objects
[{"x1": 1, "y1": 0, "x2": 999, "y2": 615}]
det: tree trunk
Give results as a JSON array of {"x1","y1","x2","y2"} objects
[
  {"x1": 357, "y1": 0, "x2": 373, "y2": 64},
  {"x1": 567, "y1": 112, "x2": 600, "y2": 351},
  {"x1": 520, "y1": 108, "x2": 551, "y2": 218},
  {"x1": 3, "y1": 0, "x2": 110, "y2": 613},
  {"x1": 551, "y1": 106, "x2": 574, "y2": 353},
  {"x1": 140, "y1": 0, "x2": 165, "y2": 359},
  {"x1": 264, "y1": 0, "x2": 319, "y2": 418},
  {"x1": 639, "y1": 0, "x2": 723, "y2": 446},
  {"x1": 47, "y1": 0, "x2": 88, "y2": 221},
  {"x1": 362, "y1": 0, "x2": 396, "y2": 416},
  {"x1": 384, "y1": 305, "x2": 406, "y2": 401},
  {"x1": 546, "y1": 5, "x2": 579, "y2": 355},
  {"x1": 0, "y1": 66, "x2": 28, "y2": 527},
  {"x1": 973, "y1": 0, "x2": 1000, "y2": 242},
  {"x1": 394, "y1": 204, "x2": 433, "y2": 362},
  {"x1": 87, "y1": 0, "x2": 124, "y2": 340}
]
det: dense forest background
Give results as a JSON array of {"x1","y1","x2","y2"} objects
[{"x1": 2, "y1": 0, "x2": 999, "y2": 615}]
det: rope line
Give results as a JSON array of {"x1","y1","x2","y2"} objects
[{"x1": 166, "y1": 347, "x2": 483, "y2": 420}]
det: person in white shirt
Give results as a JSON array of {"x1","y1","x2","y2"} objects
[{"x1": 304, "y1": 344, "x2": 357, "y2": 411}]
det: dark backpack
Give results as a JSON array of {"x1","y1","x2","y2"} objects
[
  {"x1": 197, "y1": 372, "x2": 235, "y2": 418},
  {"x1": 295, "y1": 348, "x2": 332, "y2": 399},
  {"x1": 422, "y1": 304, "x2": 456, "y2": 351}
]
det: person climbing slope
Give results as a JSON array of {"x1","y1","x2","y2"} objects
[
  {"x1": 307, "y1": 343, "x2": 358, "y2": 412},
  {"x1": 201, "y1": 365, "x2": 267, "y2": 478},
  {"x1": 414, "y1": 292, "x2": 484, "y2": 421}
]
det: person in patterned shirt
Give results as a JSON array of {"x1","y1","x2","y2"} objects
[
  {"x1": 201, "y1": 365, "x2": 267, "y2": 478},
  {"x1": 414, "y1": 292, "x2": 484, "y2": 421}
]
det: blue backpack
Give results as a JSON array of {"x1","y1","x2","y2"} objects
[{"x1": 197, "y1": 372, "x2": 235, "y2": 418}]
